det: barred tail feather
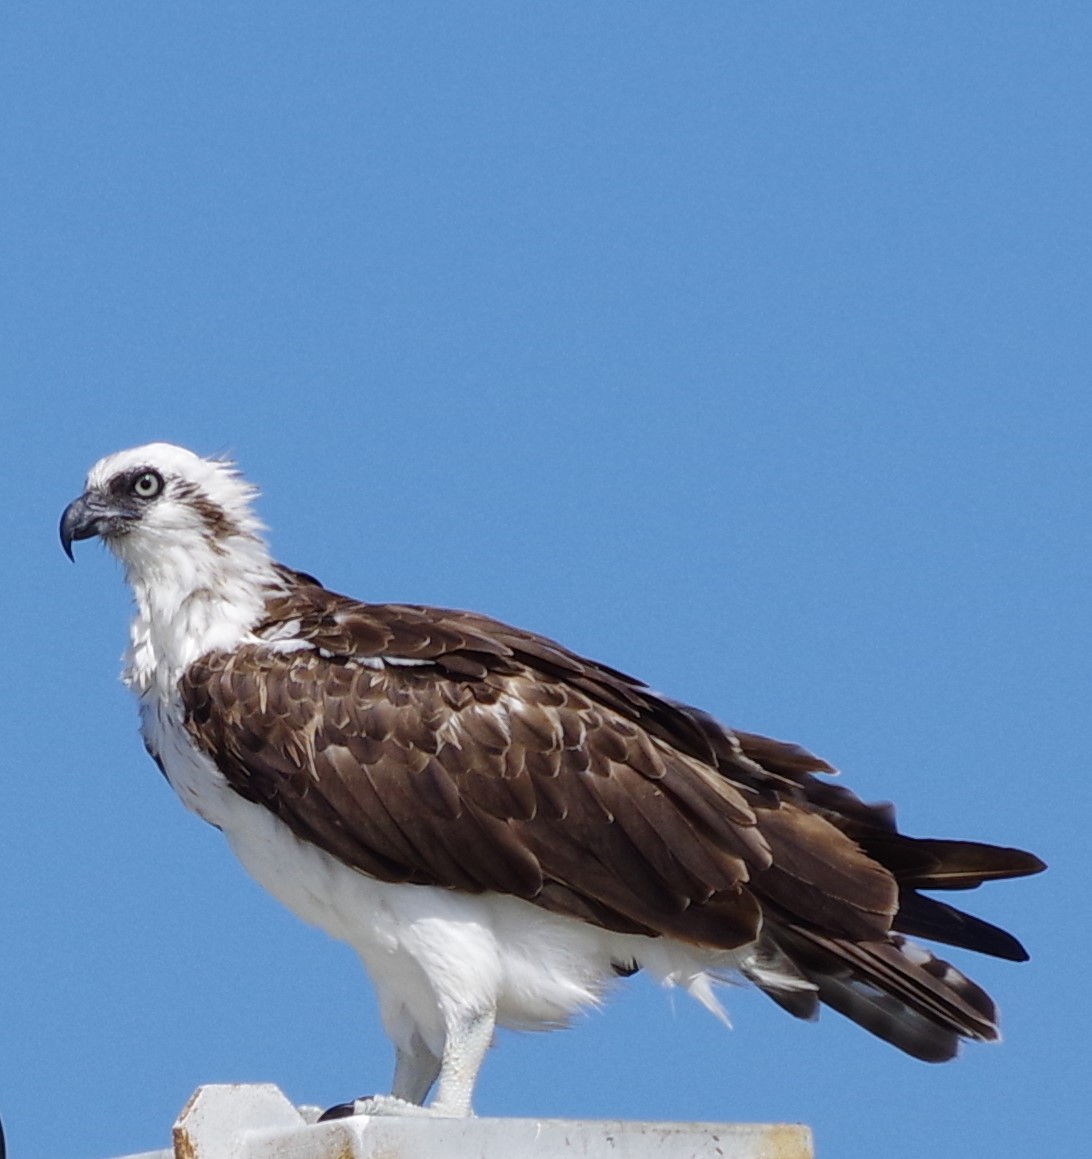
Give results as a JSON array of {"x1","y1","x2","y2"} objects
[{"x1": 763, "y1": 921, "x2": 998, "y2": 1062}]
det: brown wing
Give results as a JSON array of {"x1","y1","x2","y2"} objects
[
  {"x1": 180, "y1": 571, "x2": 1044, "y2": 1059},
  {"x1": 180, "y1": 577, "x2": 897, "y2": 952}
]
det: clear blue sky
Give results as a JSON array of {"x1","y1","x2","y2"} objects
[{"x1": 1, "y1": 4, "x2": 1085, "y2": 1157}]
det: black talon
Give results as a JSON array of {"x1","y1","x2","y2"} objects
[{"x1": 318, "y1": 1099, "x2": 364, "y2": 1122}]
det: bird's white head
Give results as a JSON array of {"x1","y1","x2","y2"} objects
[{"x1": 61, "y1": 443, "x2": 281, "y2": 692}]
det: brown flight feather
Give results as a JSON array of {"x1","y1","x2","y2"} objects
[{"x1": 179, "y1": 565, "x2": 1044, "y2": 1059}]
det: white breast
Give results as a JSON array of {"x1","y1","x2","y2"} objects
[{"x1": 142, "y1": 696, "x2": 749, "y2": 1058}]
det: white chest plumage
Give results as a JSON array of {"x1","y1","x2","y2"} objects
[{"x1": 140, "y1": 677, "x2": 739, "y2": 1064}]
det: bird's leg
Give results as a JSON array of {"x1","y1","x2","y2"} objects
[
  {"x1": 428, "y1": 1007, "x2": 496, "y2": 1117},
  {"x1": 322, "y1": 1011, "x2": 495, "y2": 1120},
  {"x1": 391, "y1": 1029, "x2": 442, "y2": 1106},
  {"x1": 316, "y1": 1032, "x2": 439, "y2": 1123}
]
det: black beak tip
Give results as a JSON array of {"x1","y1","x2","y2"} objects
[
  {"x1": 59, "y1": 496, "x2": 90, "y2": 561},
  {"x1": 60, "y1": 519, "x2": 76, "y2": 561}
]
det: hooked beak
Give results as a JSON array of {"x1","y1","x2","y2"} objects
[{"x1": 59, "y1": 492, "x2": 133, "y2": 560}]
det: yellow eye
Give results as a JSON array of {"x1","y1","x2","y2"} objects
[{"x1": 131, "y1": 470, "x2": 163, "y2": 499}]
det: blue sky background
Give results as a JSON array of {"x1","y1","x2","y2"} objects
[{"x1": 1, "y1": 4, "x2": 1086, "y2": 1157}]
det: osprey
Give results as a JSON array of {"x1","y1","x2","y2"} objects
[{"x1": 61, "y1": 443, "x2": 1043, "y2": 1118}]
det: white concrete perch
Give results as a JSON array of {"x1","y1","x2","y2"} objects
[{"x1": 113, "y1": 1083, "x2": 813, "y2": 1159}]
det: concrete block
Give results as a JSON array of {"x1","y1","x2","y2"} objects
[{"x1": 110, "y1": 1084, "x2": 813, "y2": 1159}]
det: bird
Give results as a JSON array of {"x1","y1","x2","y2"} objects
[{"x1": 60, "y1": 442, "x2": 1043, "y2": 1119}]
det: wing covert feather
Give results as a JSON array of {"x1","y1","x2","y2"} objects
[
  {"x1": 169, "y1": 569, "x2": 1044, "y2": 1061},
  {"x1": 179, "y1": 583, "x2": 1040, "y2": 963},
  {"x1": 181, "y1": 637, "x2": 775, "y2": 948}
]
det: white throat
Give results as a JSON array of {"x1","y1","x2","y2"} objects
[{"x1": 120, "y1": 529, "x2": 280, "y2": 699}]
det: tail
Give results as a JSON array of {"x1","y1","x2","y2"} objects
[
  {"x1": 746, "y1": 829, "x2": 1043, "y2": 1060},
  {"x1": 756, "y1": 919, "x2": 1001, "y2": 1061},
  {"x1": 726, "y1": 730, "x2": 1045, "y2": 1059}
]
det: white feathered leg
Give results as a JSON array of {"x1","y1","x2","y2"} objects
[
  {"x1": 347, "y1": 1009, "x2": 495, "y2": 1118},
  {"x1": 429, "y1": 1008, "x2": 495, "y2": 1116}
]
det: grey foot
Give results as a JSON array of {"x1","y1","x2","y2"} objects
[{"x1": 319, "y1": 1094, "x2": 462, "y2": 1120}]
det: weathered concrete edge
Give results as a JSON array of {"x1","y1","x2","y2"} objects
[
  {"x1": 113, "y1": 1083, "x2": 814, "y2": 1159},
  {"x1": 263, "y1": 1115, "x2": 814, "y2": 1159}
]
